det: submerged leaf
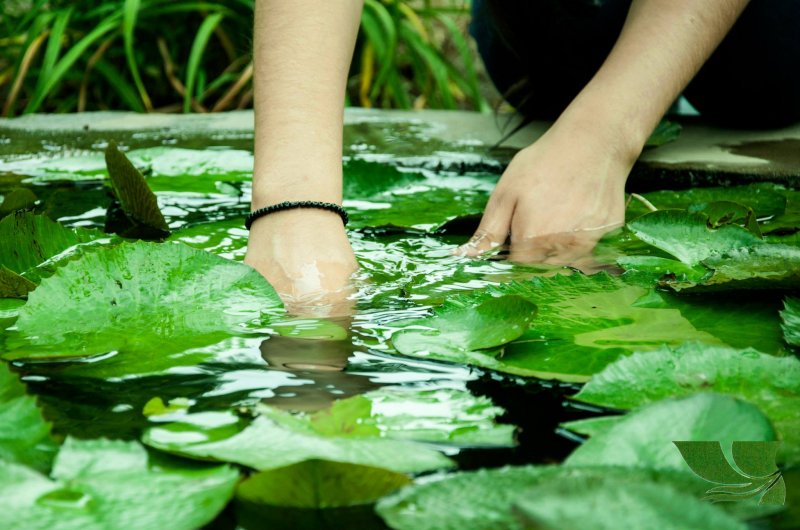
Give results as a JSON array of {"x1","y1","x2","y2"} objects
[
  {"x1": 0, "y1": 438, "x2": 238, "y2": 530},
  {"x1": 105, "y1": 141, "x2": 170, "y2": 239},
  {"x1": 571, "y1": 343, "x2": 800, "y2": 464},
  {"x1": 9, "y1": 241, "x2": 282, "y2": 362},
  {"x1": 0, "y1": 362, "x2": 56, "y2": 471},
  {"x1": 237, "y1": 460, "x2": 411, "y2": 509},
  {"x1": 143, "y1": 405, "x2": 454, "y2": 474},
  {"x1": 0, "y1": 188, "x2": 37, "y2": 216}
]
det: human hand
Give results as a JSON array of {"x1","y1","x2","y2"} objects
[
  {"x1": 245, "y1": 209, "x2": 358, "y2": 316},
  {"x1": 456, "y1": 118, "x2": 638, "y2": 269}
]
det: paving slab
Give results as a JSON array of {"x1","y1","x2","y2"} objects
[{"x1": 1, "y1": 109, "x2": 798, "y2": 189}]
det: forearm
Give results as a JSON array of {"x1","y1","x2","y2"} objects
[
  {"x1": 252, "y1": 0, "x2": 364, "y2": 208},
  {"x1": 562, "y1": 0, "x2": 749, "y2": 157}
]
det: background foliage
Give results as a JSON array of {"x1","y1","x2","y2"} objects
[{"x1": 0, "y1": 0, "x2": 489, "y2": 116}]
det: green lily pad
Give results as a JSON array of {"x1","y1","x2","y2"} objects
[
  {"x1": 513, "y1": 474, "x2": 746, "y2": 530},
  {"x1": 237, "y1": 460, "x2": 411, "y2": 509},
  {"x1": 105, "y1": 142, "x2": 170, "y2": 239},
  {"x1": 565, "y1": 393, "x2": 776, "y2": 471},
  {"x1": 626, "y1": 184, "x2": 787, "y2": 222},
  {"x1": 623, "y1": 210, "x2": 800, "y2": 291},
  {"x1": 376, "y1": 465, "x2": 739, "y2": 530},
  {"x1": 8, "y1": 241, "x2": 282, "y2": 362},
  {"x1": 308, "y1": 387, "x2": 516, "y2": 447},
  {"x1": 0, "y1": 437, "x2": 238, "y2": 530},
  {"x1": 0, "y1": 362, "x2": 56, "y2": 471},
  {"x1": 0, "y1": 211, "x2": 99, "y2": 275},
  {"x1": 143, "y1": 405, "x2": 454, "y2": 474},
  {"x1": 392, "y1": 294, "x2": 536, "y2": 368},
  {"x1": 645, "y1": 120, "x2": 682, "y2": 148},
  {"x1": 627, "y1": 210, "x2": 763, "y2": 265},
  {"x1": 571, "y1": 343, "x2": 800, "y2": 464},
  {"x1": 783, "y1": 298, "x2": 800, "y2": 347}
]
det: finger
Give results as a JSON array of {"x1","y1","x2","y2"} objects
[{"x1": 454, "y1": 195, "x2": 514, "y2": 257}]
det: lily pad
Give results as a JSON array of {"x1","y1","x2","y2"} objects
[
  {"x1": 0, "y1": 211, "x2": 99, "y2": 275},
  {"x1": 376, "y1": 465, "x2": 734, "y2": 530},
  {"x1": 104, "y1": 142, "x2": 170, "y2": 239},
  {"x1": 623, "y1": 210, "x2": 800, "y2": 291},
  {"x1": 571, "y1": 343, "x2": 800, "y2": 464},
  {"x1": 565, "y1": 393, "x2": 776, "y2": 470},
  {"x1": 627, "y1": 210, "x2": 763, "y2": 265},
  {"x1": 237, "y1": 460, "x2": 411, "y2": 509},
  {"x1": 0, "y1": 437, "x2": 238, "y2": 530},
  {"x1": 513, "y1": 474, "x2": 745, "y2": 530},
  {"x1": 0, "y1": 362, "x2": 56, "y2": 471},
  {"x1": 143, "y1": 405, "x2": 454, "y2": 474},
  {"x1": 308, "y1": 387, "x2": 516, "y2": 447},
  {"x1": 0, "y1": 187, "x2": 37, "y2": 216},
  {"x1": 783, "y1": 298, "x2": 800, "y2": 347},
  {"x1": 8, "y1": 241, "x2": 282, "y2": 362},
  {"x1": 392, "y1": 294, "x2": 536, "y2": 368}
]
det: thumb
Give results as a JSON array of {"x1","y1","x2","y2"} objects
[{"x1": 454, "y1": 194, "x2": 514, "y2": 257}]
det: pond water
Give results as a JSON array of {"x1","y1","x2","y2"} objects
[{"x1": 0, "y1": 118, "x2": 798, "y2": 530}]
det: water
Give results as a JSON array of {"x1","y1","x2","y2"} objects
[{"x1": 0, "y1": 119, "x2": 795, "y2": 529}]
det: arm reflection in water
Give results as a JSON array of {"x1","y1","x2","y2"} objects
[{"x1": 258, "y1": 318, "x2": 380, "y2": 412}]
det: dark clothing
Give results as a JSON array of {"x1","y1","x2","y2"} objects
[{"x1": 470, "y1": 0, "x2": 800, "y2": 128}]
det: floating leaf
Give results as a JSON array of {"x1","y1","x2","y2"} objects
[
  {"x1": 392, "y1": 294, "x2": 536, "y2": 369},
  {"x1": 105, "y1": 141, "x2": 170, "y2": 239},
  {"x1": 626, "y1": 184, "x2": 787, "y2": 223},
  {"x1": 8, "y1": 241, "x2": 282, "y2": 364},
  {"x1": 565, "y1": 394, "x2": 776, "y2": 471},
  {"x1": 308, "y1": 387, "x2": 516, "y2": 447},
  {"x1": 0, "y1": 438, "x2": 238, "y2": 530},
  {"x1": 513, "y1": 474, "x2": 746, "y2": 530},
  {"x1": 0, "y1": 211, "x2": 98, "y2": 275},
  {"x1": 571, "y1": 343, "x2": 800, "y2": 464},
  {"x1": 143, "y1": 405, "x2": 454, "y2": 474},
  {"x1": 623, "y1": 210, "x2": 800, "y2": 291},
  {"x1": 376, "y1": 465, "x2": 732, "y2": 530},
  {"x1": 627, "y1": 210, "x2": 762, "y2": 266},
  {"x1": 0, "y1": 362, "x2": 56, "y2": 471},
  {"x1": 237, "y1": 460, "x2": 411, "y2": 509},
  {"x1": 783, "y1": 298, "x2": 800, "y2": 347}
]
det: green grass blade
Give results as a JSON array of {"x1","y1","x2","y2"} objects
[
  {"x1": 437, "y1": 14, "x2": 489, "y2": 112},
  {"x1": 123, "y1": 0, "x2": 152, "y2": 111},
  {"x1": 24, "y1": 13, "x2": 122, "y2": 114},
  {"x1": 37, "y1": 8, "x2": 72, "y2": 87},
  {"x1": 184, "y1": 12, "x2": 224, "y2": 113},
  {"x1": 363, "y1": 0, "x2": 398, "y2": 100},
  {"x1": 399, "y1": 22, "x2": 455, "y2": 109},
  {"x1": 95, "y1": 59, "x2": 146, "y2": 112}
]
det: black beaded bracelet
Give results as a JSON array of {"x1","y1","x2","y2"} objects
[{"x1": 245, "y1": 200, "x2": 349, "y2": 230}]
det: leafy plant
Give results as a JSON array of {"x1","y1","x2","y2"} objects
[{"x1": 0, "y1": 0, "x2": 486, "y2": 115}]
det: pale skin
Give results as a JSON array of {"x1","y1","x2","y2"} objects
[{"x1": 245, "y1": 0, "x2": 750, "y2": 312}]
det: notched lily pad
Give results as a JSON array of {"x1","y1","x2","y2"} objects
[
  {"x1": 104, "y1": 142, "x2": 170, "y2": 240},
  {"x1": 8, "y1": 241, "x2": 282, "y2": 362},
  {"x1": 571, "y1": 342, "x2": 800, "y2": 464},
  {"x1": 622, "y1": 210, "x2": 800, "y2": 291}
]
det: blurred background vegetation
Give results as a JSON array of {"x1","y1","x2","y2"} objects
[{"x1": 0, "y1": 0, "x2": 492, "y2": 117}]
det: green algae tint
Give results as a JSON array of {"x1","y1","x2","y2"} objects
[{"x1": 0, "y1": 119, "x2": 798, "y2": 530}]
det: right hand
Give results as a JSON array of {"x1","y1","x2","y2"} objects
[{"x1": 245, "y1": 209, "x2": 358, "y2": 316}]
